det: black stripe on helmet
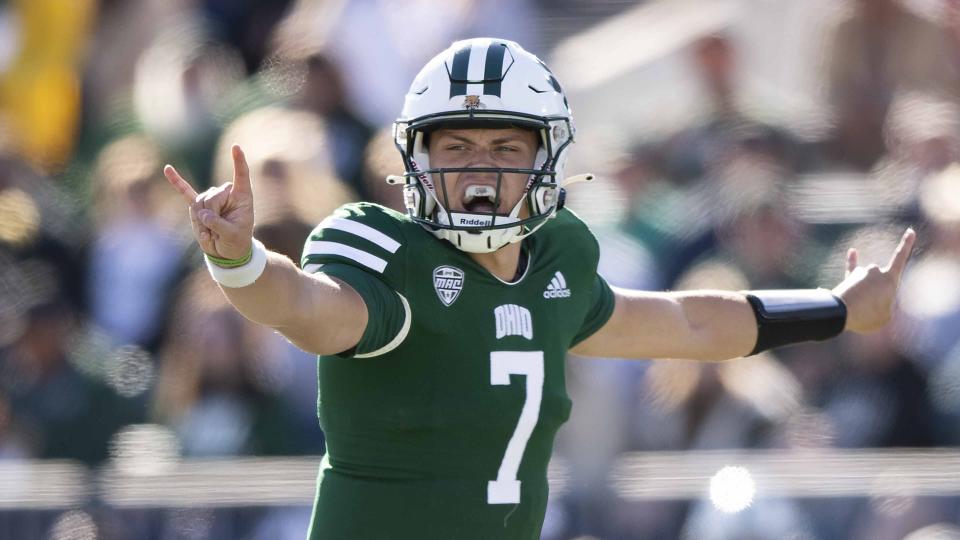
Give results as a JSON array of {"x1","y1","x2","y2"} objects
[
  {"x1": 448, "y1": 44, "x2": 472, "y2": 98},
  {"x1": 547, "y1": 74, "x2": 562, "y2": 93},
  {"x1": 482, "y1": 43, "x2": 507, "y2": 97}
]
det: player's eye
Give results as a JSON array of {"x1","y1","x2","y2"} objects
[
  {"x1": 495, "y1": 146, "x2": 519, "y2": 152},
  {"x1": 445, "y1": 144, "x2": 468, "y2": 151}
]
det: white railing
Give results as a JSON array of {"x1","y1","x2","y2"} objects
[{"x1": 3, "y1": 449, "x2": 960, "y2": 509}]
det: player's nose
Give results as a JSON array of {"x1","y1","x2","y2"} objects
[{"x1": 458, "y1": 164, "x2": 500, "y2": 185}]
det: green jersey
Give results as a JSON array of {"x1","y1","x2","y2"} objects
[{"x1": 300, "y1": 203, "x2": 615, "y2": 539}]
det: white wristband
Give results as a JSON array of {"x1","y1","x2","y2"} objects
[{"x1": 205, "y1": 238, "x2": 268, "y2": 288}]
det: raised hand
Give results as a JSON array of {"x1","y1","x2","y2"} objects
[
  {"x1": 164, "y1": 145, "x2": 255, "y2": 260},
  {"x1": 832, "y1": 228, "x2": 917, "y2": 333}
]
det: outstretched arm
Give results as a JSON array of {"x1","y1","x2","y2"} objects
[
  {"x1": 571, "y1": 229, "x2": 917, "y2": 361},
  {"x1": 163, "y1": 145, "x2": 367, "y2": 355}
]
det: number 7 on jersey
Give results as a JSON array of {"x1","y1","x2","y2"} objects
[{"x1": 488, "y1": 351, "x2": 544, "y2": 505}]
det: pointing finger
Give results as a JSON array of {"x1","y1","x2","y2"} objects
[
  {"x1": 846, "y1": 248, "x2": 858, "y2": 278},
  {"x1": 164, "y1": 165, "x2": 200, "y2": 205},
  {"x1": 231, "y1": 145, "x2": 252, "y2": 195},
  {"x1": 884, "y1": 228, "x2": 917, "y2": 279}
]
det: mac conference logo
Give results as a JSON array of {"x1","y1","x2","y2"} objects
[{"x1": 433, "y1": 266, "x2": 464, "y2": 306}]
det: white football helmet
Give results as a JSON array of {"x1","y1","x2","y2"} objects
[{"x1": 393, "y1": 38, "x2": 577, "y2": 253}]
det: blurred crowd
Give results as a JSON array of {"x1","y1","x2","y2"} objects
[{"x1": 2, "y1": 0, "x2": 960, "y2": 539}]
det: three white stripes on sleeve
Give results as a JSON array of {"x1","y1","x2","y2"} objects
[
  {"x1": 302, "y1": 217, "x2": 409, "y2": 358},
  {"x1": 302, "y1": 217, "x2": 401, "y2": 274}
]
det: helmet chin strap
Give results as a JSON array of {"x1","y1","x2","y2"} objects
[
  {"x1": 428, "y1": 191, "x2": 528, "y2": 253},
  {"x1": 435, "y1": 189, "x2": 526, "y2": 228}
]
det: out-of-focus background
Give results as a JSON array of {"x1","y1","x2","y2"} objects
[{"x1": 2, "y1": 0, "x2": 960, "y2": 538}]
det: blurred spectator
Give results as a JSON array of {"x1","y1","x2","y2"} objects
[
  {"x1": 252, "y1": 158, "x2": 315, "y2": 261},
  {"x1": 210, "y1": 106, "x2": 354, "y2": 226},
  {"x1": 871, "y1": 93, "x2": 960, "y2": 221},
  {"x1": 0, "y1": 154, "x2": 87, "y2": 323},
  {"x1": 646, "y1": 157, "x2": 817, "y2": 293},
  {"x1": 153, "y1": 270, "x2": 303, "y2": 457},
  {"x1": 822, "y1": 327, "x2": 934, "y2": 448},
  {"x1": 710, "y1": 164, "x2": 814, "y2": 289},
  {"x1": 659, "y1": 34, "x2": 802, "y2": 186},
  {"x1": 882, "y1": 93, "x2": 960, "y2": 178},
  {"x1": 823, "y1": 0, "x2": 960, "y2": 171},
  {"x1": 133, "y1": 17, "x2": 246, "y2": 184},
  {"x1": 606, "y1": 144, "x2": 688, "y2": 285},
  {"x1": 82, "y1": 0, "x2": 174, "y2": 132},
  {"x1": 86, "y1": 135, "x2": 188, "y2": 350},
  {"x1": 294, "y1": 53, "x2": 374, "y2": 199},
  {"x1": 0, "y1": 296, "x2": 135, "y2": 465},
  {"x1": 199, "y1": 0, "x2": 294, "y2": 73},
  {"x1": 900, "y1": 164, "x2": 960, "y2": 367},
  {"x1": 361, "y1": 127, "x2": 407, "y2": 211}
]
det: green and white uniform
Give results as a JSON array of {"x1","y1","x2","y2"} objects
[{"x1": 300, "y1": 202, "x2": 614, "y2": 539}]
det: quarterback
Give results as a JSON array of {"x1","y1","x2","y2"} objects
[{"x1": 163, "y1": 39, "x2": 915, "y2": 539}]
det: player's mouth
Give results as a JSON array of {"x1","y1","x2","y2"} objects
[{"x1": 461, "y1": 184, "x2": 500, "y2": 214}]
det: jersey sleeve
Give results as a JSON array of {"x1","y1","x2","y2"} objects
[
  {"x1": 300, "y1": 203, "x2": 411, "y2": 358},
  {"x1": 312, "y1": 264, "x2": 409, "y2": 358},
  {"x1": 570, "y1": 273, "x2": 615, "y2": 347}
]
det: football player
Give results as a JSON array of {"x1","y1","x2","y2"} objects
[{"x1": 163, "y1": 38, "x2": 915, "y2": 540}]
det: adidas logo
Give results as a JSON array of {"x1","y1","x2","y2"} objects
[{"x1": 543, "y1": 271, "x2": 572, "y2": 299}]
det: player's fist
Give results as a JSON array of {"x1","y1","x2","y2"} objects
[
  {"x1": 164, "y1": 145, "x2": 255, "y2": 260},
  {"x1": 831, "y1": 228, "x2": 916, "y2": 333}
]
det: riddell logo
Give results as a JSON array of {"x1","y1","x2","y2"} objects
[
  {"x1": 453, "y1": 215, "x2": 493, "y2": 227},
  {"x1": 543, "y1": 271, "x2": 572, "y2": 299},
  {"x1": 459, "y1": 218, "x2": 489, "y2": 226}
]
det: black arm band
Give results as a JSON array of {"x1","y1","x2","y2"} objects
[{"x1": 743, "y1": 289, "x2": 847, "y2": 355}]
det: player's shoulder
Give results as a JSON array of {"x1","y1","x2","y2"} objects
[
  {"x1": 301, "y1": 202, "x2": 415, "y2": 278},
  {"x1": 546, "y1": 207, "x2": 591, "y2": 230},
  {"x1": 325, "y1": 202, "x2": 412, "y2": 232},
  {"x1": 535, "y1": 207, "x2": 600, "y2": 256}
]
